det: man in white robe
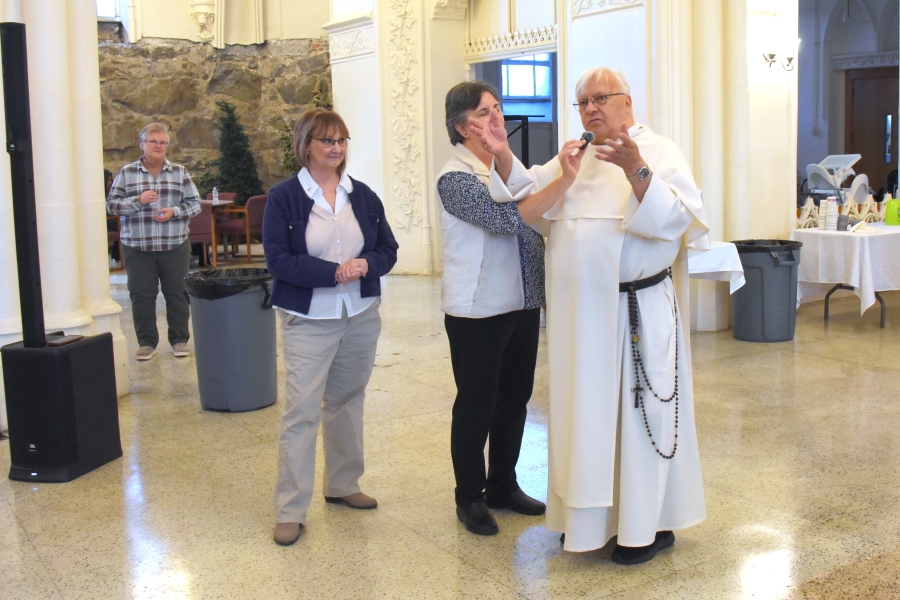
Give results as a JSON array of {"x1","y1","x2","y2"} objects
[{"x1": 473, "y1": 67, "x2": 709, "y2": 564}]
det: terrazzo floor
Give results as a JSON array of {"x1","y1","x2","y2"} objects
[{"x1": 2, "y1": 274, "x2": 900, "y2": 599}]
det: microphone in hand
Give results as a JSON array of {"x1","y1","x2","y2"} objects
[
  {"x1": 579, "y1": 131, "x2": 595, "y2": 149},
  {"x1": 570, "y1": 131, "x2": 595, "y2": 156}
]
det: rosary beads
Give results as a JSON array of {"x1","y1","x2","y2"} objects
[{"x1": 627, "y1": 270, "x2": 679, "y2": 460}]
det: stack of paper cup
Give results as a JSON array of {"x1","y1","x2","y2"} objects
[
  {"x1": 826, "y1": 197, "x2": 839, "y2": 230},
  {"x1": 817, "y1": 200, "x2": 827, "y2": 229}
]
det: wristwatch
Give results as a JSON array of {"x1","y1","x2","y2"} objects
[{"x1": 626, "y1": 165, "x2": 652, "y2": 183}]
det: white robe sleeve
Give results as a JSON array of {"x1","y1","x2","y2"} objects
[
  {"x1": 487, "y1": 155, "x2": 553, "y2": 236},
  {"x1": 488, "y1": 155, "x2": 533, "y2": 203},
  {"x1": 621, "y1": 144, "x2": 710, "y2": 247},
  {"x1": 622, "y1": 176, "x2": 696, "y2": 241}
]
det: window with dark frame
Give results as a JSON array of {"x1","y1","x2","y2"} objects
[{"x1": 501, "y1": 54, "x2": 553, "y2": 100}]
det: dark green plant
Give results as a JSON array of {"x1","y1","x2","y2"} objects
[
  {"x1": 212, "y1": 99, "x2": 263, "y2": 205},
  {"x1": 190, "y1": 158, "x2": 219, "y2": 200},
  {"x1": 313, "y1": 81, "x2": 332, "y2": 110},
  {"x1": 281, "y1": 123, "x2": 300, "y2": 175}
]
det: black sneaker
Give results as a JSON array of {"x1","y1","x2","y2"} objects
[
  {"x1": 611, "y1": 531, "x2": 675, "y2": 565},
  {"x1": 456, "y1": 501, "x2": 499, "y2": 536}
]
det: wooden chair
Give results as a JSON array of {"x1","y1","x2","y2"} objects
[
  {"x1": 215, "y1": 195, "x2": 267, "y2": 263},
  {"x1": 188, "y1": 202, "x2": 216, "y2": 267},
  {"x1": 205, "y1": 191, "x2": 239, "y2": 258},
  {"x1": 106, "y1": 215, "x2": 124, "y2": 272}
]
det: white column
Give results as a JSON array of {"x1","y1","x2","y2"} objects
[
  {"x1": 22, "y1": 0, "x2": 92, "y2": 331},
  {"x1": 324, "y1": 11, "x2": 386, "y2": 217},
  {"x1": 124, "y1": 0, "x2": 142, "y2": 43},
  {"x1": 2, "y1": 0, "x2": 22, "y2": 21},
  {"x1": 68, "y1": 0, "x2": 129, "y2": 394},
  {"x1": 691, "y1": 0, "x2": 731, "y2": 331},
  {"x1": 329, "y1": 0, "x2": 436, "y2": 275},
  {"x1": 377, "y1": 0, "x2": 433, "y2": 274},
  {"x1": 252, "y1": 0, "x2": 264, "y2": 44},
  {"x1": 723, "y1": 0, "x2": 753, "y2": 241},
  {"x1": 422, "y1": 1, "x2": 468, "y2": 275},
  {"x1": 649, "y1": 0, "x2": 694, "y2": 157},
  {"x1": 693, "y1": 0, "x2": 725, "y2": 241}
]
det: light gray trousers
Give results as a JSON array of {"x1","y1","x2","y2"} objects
[{"x1": 273, "y1": 299, "x2": 381, "y2": 524}]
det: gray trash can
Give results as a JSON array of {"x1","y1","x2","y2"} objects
[
  {"x1": 731, "y1": 240, "x2": 803, "y2": 343},
  {"x1": 184, "y1": 268, "x2": 277, "y2": 412}
]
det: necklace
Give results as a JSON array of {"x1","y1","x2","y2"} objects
[{"x1": 627, "y1": 268, "x2": 679, "y2": 459}]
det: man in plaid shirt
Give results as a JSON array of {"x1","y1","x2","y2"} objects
[{"x1": 107, "y1": 123, "x2": 201, "y2": 361}]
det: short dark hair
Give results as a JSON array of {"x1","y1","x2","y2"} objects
[{"x1": 444, "y1": 81, "x2": 500, "y2": 146}]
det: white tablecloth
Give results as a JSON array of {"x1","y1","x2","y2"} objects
[
  {"x1": 790, "y1": 223, "x2": 900, "y2": 315},
  {"x1": 687, "y1": 241, "x2": 746, "y2": 294}
]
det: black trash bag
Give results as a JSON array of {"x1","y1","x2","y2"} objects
[
  {"x1": 732, "y1": 239, "x2": 803, "y2": 253},
  {"x1": 184, "y1": 268, "x2": 273, "y2": 301}
]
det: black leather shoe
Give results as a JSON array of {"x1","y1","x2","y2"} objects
[
  {"x1": 611, "y1": 531, "x2": 675, "y2": 565},
  {"x1": 456, "y1": 502, "x2": 499, "y2": 536},
  {"x1": 485, "y1": 488, "x2": 546, "y2": 516}
]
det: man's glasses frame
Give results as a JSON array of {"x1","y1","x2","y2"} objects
[
  {"x1": 143, "y1": 140, "x2": 170, "y2": 147},
  {"x1": 573, "y1": 93, "x2": 626, "y2": 112}
]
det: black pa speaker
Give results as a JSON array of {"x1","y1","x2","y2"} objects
[
  {"x1": 1, "y1": 22, "x2": 44, "y2": 347},
  {"x1": 1, "y1": 23, "x2": 122, "y2": 482},
  {"x1": 1, "y1": 334, "x2": 123, "y2": 482}
]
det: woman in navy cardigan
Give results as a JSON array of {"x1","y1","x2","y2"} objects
[{"x1": 264, "y1": 109, "x2": 398, "y2": 546}]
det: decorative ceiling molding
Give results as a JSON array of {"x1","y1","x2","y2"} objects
[
  {"x1": 464, "y1": 26, "x2": 557, "y2": 62},
  {"x1": 322, "y1": 12, "x2": 375, "y2": 36},
  {"x1": 328, "y1": 28, "x2": 376, "y2": 64},
  {"x1": 433, "y1": 0, "x2": 466, "y2": 20},
  {"x1": 323, "y1": 12, "x2": 377, "y2": 65},
  {"x1": 831, "y1": 51, "x2": 899, "y2": 70},
  {"x1": 572, "y1": 0, "x2": 642, "y2": 18}
]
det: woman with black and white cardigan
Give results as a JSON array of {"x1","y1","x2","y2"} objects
[{"x1": 437, "y1": 81, "x2": 585, "y2": 536}]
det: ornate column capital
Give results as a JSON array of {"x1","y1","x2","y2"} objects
[
  {"x1": 189, "y1": 0, "x2": 216, "y2": 43},
  {"x1": 433, "y1": 0, "x2": 467, "y2": 21},
  {"x1": 323, "y1": 12, "x2": 377, "y2": 65}
]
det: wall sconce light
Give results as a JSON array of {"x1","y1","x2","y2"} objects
[
  {"x1": 762, "y1": 53, "x2": 795, "y2": 71},
  {"x1": 762, "y1": 39, "x2": 800, "y2": 71}
]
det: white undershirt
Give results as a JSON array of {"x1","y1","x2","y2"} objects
[{"x1": 277, "y1": 168, "x2": 375, "y2": 320}]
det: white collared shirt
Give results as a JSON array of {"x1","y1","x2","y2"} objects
[{"x1": 278, "y1": 168, "x2": 376, "y2": 320}]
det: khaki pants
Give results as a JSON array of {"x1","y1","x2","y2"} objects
[{"x1": 273, "y1": 299, "x2": 381, "y2": 524}]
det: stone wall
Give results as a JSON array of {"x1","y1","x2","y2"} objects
[{"x1": 99, "y1": 34, "x2": 331, "y2": 192}]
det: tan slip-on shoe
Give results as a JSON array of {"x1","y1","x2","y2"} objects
[
  {"x1": 273, "y1": 522, "x2": 304, "y2": 546},
  {"x1": 324, "y1": 491, "x2": 378, "y2": 509},
  {"x1": 136, "y1": 346, "x2": 157, "y2": 361},
  {"x1": 172, "y1": 343, "x2": 190, "y2": 358}
]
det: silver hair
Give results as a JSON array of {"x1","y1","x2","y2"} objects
[
  {"x1": 139, "y1": 122, "x2": 169, "y2": 143},
  {"x1": 574, "y1": 67, "x2": 631, "y2": 98}
]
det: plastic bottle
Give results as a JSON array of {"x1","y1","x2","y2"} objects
[{"x1": 212, "y1": 187, "x2": 219, "y2": 205}]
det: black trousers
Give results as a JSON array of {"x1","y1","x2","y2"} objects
[{"x1": 445, "y1": 308, "x2": 541, "y2": 506}]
